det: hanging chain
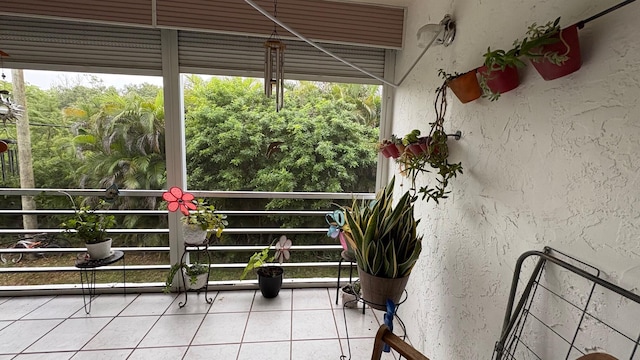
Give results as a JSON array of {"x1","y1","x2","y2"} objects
[{"x1": 271, "y1": 0, "x2": 279, "y2": 36}]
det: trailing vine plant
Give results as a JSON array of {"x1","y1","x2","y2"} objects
[{"x1": 398, "y1": 82, "x2": 463, "y2": 203}]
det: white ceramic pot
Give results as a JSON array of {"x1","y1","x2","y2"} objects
[
  {"x1": 85, "y1": 238, "x2": 112, "y2": 259},
  {"x1": 183, "y1": 224, "x2": 208, "y2": 245},
  {"x1": 185, "y1": 271, "x2": 208, "y2": 290}
]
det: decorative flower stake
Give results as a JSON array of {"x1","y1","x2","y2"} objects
[
  {"x1": 162, "y1": 186, "x2": 197, "y2": 216},
  {"x1": 274, "y1": 235, "x2": 292, "y2": 264}
]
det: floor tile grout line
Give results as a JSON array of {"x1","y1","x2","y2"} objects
[
  {"x1": 290, "y1": 288, "x2": 294, "y2": 360},
  {"x1": 127, "y1": 293, "x2": 179, "y2": 360},
  {"x1": 236, "y1": 290, "x2": 256, "y2": 360},
  {"x1": 181, "y1": 291, "x2": 218, "y2": 360},
  {"x1": 17, "y1": 296, "x2": 72, "y2": 356}
]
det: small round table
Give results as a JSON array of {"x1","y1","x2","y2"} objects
[{"x1": 75, "y1": 250, "x2": 126, "y2": 314}]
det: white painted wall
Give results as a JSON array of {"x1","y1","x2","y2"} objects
[{"x1": 391, "y1": 0, "x2": 640, "y2": 358}]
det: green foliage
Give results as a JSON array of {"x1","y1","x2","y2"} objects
[
  {"x1": 184, "y1": 78, "x2": 379, "y2": 219},
  {"x1": 402, "y1": 129, "x2": 421, "y2": 145},
  {"x1": 342, "y1": 177, "x2": 422, "y2": 278},
  {"x1": 240, "y1": 235, "x2": 291, "y2": 280},
  {"x1": 240, "y1": 246, "x2": 272, "y2": 280},
  {"x1": 516, "y1": 17, "x2": 567, "y2": 65},
  {"x1": 480, "y1": 46, "x2": 527, "y2": 101},
  {"x1": 61, "y1": 199, "x2": 116, "y2": 244},
  {"x1": 437, "y1": 69, "x2": 464, "y2": 82},
  {"x1": 182, "y1": 199, "x2": 228, "y2": 235}
]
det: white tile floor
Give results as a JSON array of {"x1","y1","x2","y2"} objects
[{"x1": 0, "y1": 288, "x2": 407, "y2": 359}]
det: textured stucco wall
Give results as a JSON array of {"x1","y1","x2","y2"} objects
[{"x1": 391, "y1": 0, "x2": 640, "y2": 358}]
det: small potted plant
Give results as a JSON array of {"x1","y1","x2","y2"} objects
[
  {"x1": 402, "y1": 129, "x2": 427, "y2": 157},
  {"x1": 61, "y1": 197, "x2": 116, "y2": 260},
  {"x1": 438, "y1": 69, "x2": 482, "y2": 104},
  {"x1": 517, "y1": 17, "x2": 581, "y2": 80},
  {"x1": 378, "y1": 135, "x2": 402, "y2": 159},
  {"x1": 340, "y1": 282, "x2": 361, "y2": 309},
  {"x1": 162, "y1": 187, "x2": 227, "y2": 245},
  {"x1": 164, "y1": 262, "x2": 209, "y2": 292},
  {"x1": 479, "y1": 45, "x2": 526, "y2": 100},
  {"x1": 240, "y1": 235, "x2": 292, "y2": 298}
]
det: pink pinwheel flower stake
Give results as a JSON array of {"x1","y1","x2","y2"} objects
[
  {"x1": 274, "y1": 235, "x2": 292, "y2": 264},
  {"x1": 162, "y1": 186, "x2": 227, "y2": 245},
  {"x1": 162, "y1": 187, "x2": 228, "y2": 295},
  {"x1": 163, "y1": 187, "x2": 197, "y2": 216},
  {"x1": 241, "y1": 235, "x2": 293, "y2": 298}
]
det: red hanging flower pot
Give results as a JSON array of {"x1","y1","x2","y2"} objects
[
  {"x1": 530, "y1": 24, "x2": 582, "y2": 81},
  {"x1": 478, "y1": 64, "x2": 520, "y2": 95}
]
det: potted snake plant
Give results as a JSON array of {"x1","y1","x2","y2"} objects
[{"x1": 341, "y1": 177, "x2": 423, "y2": 310}]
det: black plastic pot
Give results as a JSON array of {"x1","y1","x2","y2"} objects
[{"x1": 257, "y1": 266, "x2": 284, "y2": 298}]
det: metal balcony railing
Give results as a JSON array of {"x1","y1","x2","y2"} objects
[{"x1": 0, "y1": 188, "x2": 374, "y2": 295}]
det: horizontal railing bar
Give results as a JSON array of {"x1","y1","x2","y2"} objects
[
  {"x1": 0, "y1": 228, "x2": 329, "y2": 235},
  {"x1": 0, "y1": 210, "x2": 334, "y2": 216},
  {"x1": 0, "y1": 188, "x2": 375, "y2": 200},
  {"x1": 0, "y1": 262, "x2": 343, "y2": 273},
  {"x1": 0, "y1": 245, "x2": 342, "y2": 253}
]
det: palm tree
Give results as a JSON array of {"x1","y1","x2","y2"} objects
[{"x1": 64, "y1": 90, "x2": 167, "y2": 245}]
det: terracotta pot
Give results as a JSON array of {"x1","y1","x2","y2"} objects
[
  {"x1": 357, "y1": 267, "x2": 409, "y2": 310},
  {"x1": 478, "y1": 64, "x2": 520, "y2": 95},
  {"x1": 447, "y1": 70, "x2": 482, "y2": 104},
  {"x1": 530, "y1": 25, "x2": 581, "y2": 81}
]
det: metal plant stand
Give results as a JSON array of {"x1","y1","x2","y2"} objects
[
  {"x1": 75, "y1": 250, "x2": 126, "y2": 314},
  {"x1": 178, "y1": 241, "x2": 212, "y2": 308}
]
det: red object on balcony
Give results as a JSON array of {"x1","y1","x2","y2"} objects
[
  {"x1": 478, "y1": 65, "x2": 520, "y2": 95},
  {"x1": 531, "y1": 25, "x2": 582, "y2": 81}
]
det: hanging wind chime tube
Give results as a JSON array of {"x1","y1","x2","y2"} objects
[
  {"x1": 263, "y1": 0, "x2": 285, "y2": 111},
  {"x1": 264, "y1": 39, "x2": 285, "y2": 111}
]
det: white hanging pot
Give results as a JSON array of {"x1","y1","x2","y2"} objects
[
  {"x1": 183, "y1": 224, "x2": 208, "y2": 245},
  {"x1": 85, "y1": 238, "x2": 112, "y2": 260}
]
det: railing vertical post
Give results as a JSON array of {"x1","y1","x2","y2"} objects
[{"x1": 161, "y1": 29, "x2": 188, "y2": 269}]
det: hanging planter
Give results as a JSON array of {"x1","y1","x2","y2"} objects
[
  {"x1": 517, "y1": 18, "x2": 582, "y2": 81},
  {"x1": 478, "y1": 65, "x2": 520, "y2": 98},
  {"x1": 530, "y1": 24, "x2": 581, "y2": 80},
  {"x1": 379, "y1": 138, "x2": 402, "y2": 159},
  {"x1": 440, "y1": 69, "x2": 482, "y2": 104}
]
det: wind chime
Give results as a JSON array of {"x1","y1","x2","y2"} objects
[
  {"x1": 264, "y1": 0, "x2": 285, "y2": 111},
  {"x1": 0, "y1": 51, "x2": 23, "y2": 124}
]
